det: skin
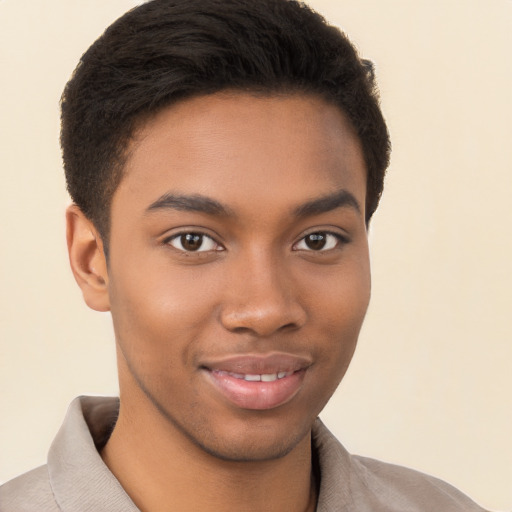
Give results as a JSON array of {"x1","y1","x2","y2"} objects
[{"x1": 67, "y1": 92, "x2": 370, "y2": 512}]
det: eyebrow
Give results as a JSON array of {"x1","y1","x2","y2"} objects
[
  {"x1": 293, "y1": 189, "x2": 361, "y2": 218},
  {"x1": 146, "y1": 193, "x2": 234, "y2": 216},
  {"x1": 145, "y1": 189, "x2": 361, "y2": 218}
]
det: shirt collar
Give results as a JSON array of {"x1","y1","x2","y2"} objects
[
  {"x1": 48, "y1": 396, "x2": 139, "y2": 512},
  {"x1": 48, "y1": 396, "x2": 352, "y2": 512}
]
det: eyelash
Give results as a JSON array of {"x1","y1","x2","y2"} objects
[
  {"x1": 163, "y1": 232, "x2": 223, "y2": 253},
  {"x1": 163, "y1": 230, "x2": 348, "y2": 253},
  {"x1": 293, "y1": 231, "x2": 348, "y2": 252}
]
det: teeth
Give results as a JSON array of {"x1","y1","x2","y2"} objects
[
  {"x1": 217, "y1": 370, "x2": 294, "y2": 381},
  {"x1": 241, "y1": 372, "x2": 292, "y2": 381}
]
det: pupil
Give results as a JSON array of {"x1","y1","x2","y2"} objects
[
  {"x1": 182, "y1": 233, "x2": 202, "y2": 251},
  {"x1": 305, "y1": 233, "x2": 326, "y2": 250}
]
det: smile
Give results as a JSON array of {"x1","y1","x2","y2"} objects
[
  {"x1": 212, "y1": 370, "x2": 294, "y2": 382},
  {"x1": 201, "y1": 352, "x2": 311, "y2": 410}
]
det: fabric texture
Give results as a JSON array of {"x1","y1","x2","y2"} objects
[{"x1": 0, "y1": 396, "x2": 488, "y2": 511}]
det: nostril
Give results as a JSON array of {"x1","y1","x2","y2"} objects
[
  {"x1": 231, "y1": 326, "x2": 253, "y2": 335},
  {"x1": 219, "y1": 293, "x2": 307, "y2": 336},
  {"x1": 223, "y1": 318, "x2": 302, "y2": 337},
  {"x1": 278, "y1": 322, "x2": 300, "y2": 332}
]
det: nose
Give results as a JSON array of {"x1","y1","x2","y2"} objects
[{"x1": 219, "y1": 252, "x2": 307, "y2": 337}]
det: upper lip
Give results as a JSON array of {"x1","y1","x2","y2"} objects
[{"x1": 200, "y1": 352, "x2": 312, "y2": 374}]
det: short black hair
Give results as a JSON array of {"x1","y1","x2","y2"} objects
[{"x1": 61, "y1": 0, "x2": 390, "y2": 246}]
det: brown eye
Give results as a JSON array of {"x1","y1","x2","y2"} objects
[
  {"x1": 167, "y1": 232, "x2": 220, "y2": 252},
  {"x1": 305, "y1": 233, "x2": 327, "y2": 250},
  {"x1": 181, "y1": 234, "x2": 203, "y2": 251},
  {"x1": 294, "y1": 232, "x2": 341, "y2": 252}
]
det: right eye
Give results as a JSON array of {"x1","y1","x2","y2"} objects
[
  {"x1": 293, "y1": 231, "x2": 345, "y2": 252},
  {"x1": 166, "y1": 232, "x2": 222, "y2": 252}
]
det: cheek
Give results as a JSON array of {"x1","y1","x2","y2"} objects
[
  {"x1": 294, "y1": 254, "x2": 370, "y2": 417},
  {"x1": 107, "y1": 257, "x2": 221, "y2": 370},
  {"x1": 305, "y1": 253, "x2": 371, "y2": 364}
]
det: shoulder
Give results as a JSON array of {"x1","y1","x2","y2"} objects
[
  {"x1": 312, "y1": 419, "x2": 488, "y2": 512},
  {"x1": 350, "y1": 455, "x2": 488, "y2": 512},
  {"x1": 0, "y1": 465, "x2": 60, "y2": 512}
]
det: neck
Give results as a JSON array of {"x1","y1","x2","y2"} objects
[{"x1": 101, "y1": 394, "x2": 317, "y2": 512}]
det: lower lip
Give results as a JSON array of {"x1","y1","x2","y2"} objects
[{"x1": 205, "y1": 369, "x2": 306, "y2": 410}]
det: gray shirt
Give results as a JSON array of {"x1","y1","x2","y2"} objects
[{"x1": 0, "y1": 396, "x2": 487, "y2": 511}]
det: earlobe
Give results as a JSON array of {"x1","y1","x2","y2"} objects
[{"x1": 66, "y1": 204, "x2": 110, "y2": 312}]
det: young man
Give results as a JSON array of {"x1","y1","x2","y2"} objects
[{"x1": 0, "y1": 1, "x2": 487, "y2": 511}]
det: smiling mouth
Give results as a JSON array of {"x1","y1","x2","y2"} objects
[
  {"x1": 211, "y1": 370, "x2": 295, "y2": 382},
  {"x1": 200, "y1": 352, "x2": 310, "y2": 410}
]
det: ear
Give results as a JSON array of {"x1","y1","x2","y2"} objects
[{"x1": 66, "y1": 204, "x2": 110, "y2": 312}]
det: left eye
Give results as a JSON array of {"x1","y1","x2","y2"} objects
[
  {"x1": 167, "y1": 233, "x2": 220, "y2": 252},
  {"x1": 294, "y1": 232, "x2": 340, "y2": 251}
]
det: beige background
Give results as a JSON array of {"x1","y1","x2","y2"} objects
[{"x1": 0, "y1": 1, "x2": 510, "y2": 510}]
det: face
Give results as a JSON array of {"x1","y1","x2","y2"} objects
[{"x1": 106, "y1": 92, "x2": 370, "y2": 461}]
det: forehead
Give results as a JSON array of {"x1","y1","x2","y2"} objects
[{"x1": 115, "y1": 92, "x2": 366, "y2": 217}]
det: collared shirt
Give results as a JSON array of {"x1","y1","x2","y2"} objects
[{"x1": 0, "y1": 396, "x2": 487, "y2": 511}]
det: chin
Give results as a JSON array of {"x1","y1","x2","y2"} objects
[
  {"x1": 157, "y1": 397, "x2": 314, "y2": 463},
  {"x1": 186, "y1": 421, "x2": 311, "y2": 463}
]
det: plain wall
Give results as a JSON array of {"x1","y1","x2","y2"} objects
[{"x1": 0, "y1": 1, "x2": 510, "y2": 510}]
